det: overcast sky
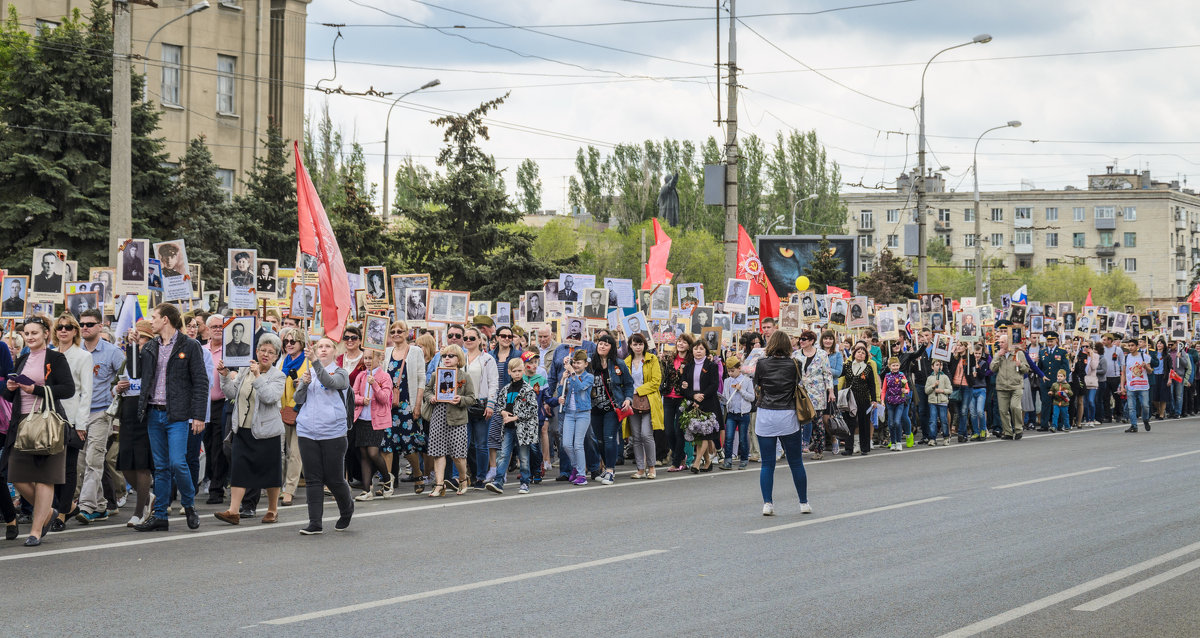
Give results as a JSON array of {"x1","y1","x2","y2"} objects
[{"x1": 304, "y1": 0, "x2": 1200, "y2": 213}]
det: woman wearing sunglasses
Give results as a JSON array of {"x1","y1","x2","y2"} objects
[
  {"x1": 3, "y1": 315, "x2": 76, "y2": 546},
  {"x1": 48, "y1": 313, "x2": 93, "y2": 531},
  {"x1": 276, "y1": 327, "x2": 309, "y2": 506},
  {"x1": 421, "y1": 344, "x2": 476, "y2": 497},
  {"x1": 383, "y1": 321, "x2": 427, "y2": 492},
  {"x1": 462, "y1": 327, "x2": 498, "y2": 487},
  {"x1": 487, "y1": 326, "x2": 523, "y2": 482}
]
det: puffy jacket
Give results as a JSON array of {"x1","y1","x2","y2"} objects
[{"x1": 753, "y1": 355, "x2": 799, "y2": 411}]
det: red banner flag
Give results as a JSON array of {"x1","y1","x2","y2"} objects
[
  {"x1": 295, "y1": 141, "x2": 352, "y2": 342},
  {"x1": 827, "y1": 285, "x2": 852, "y2": 299},
  {"x1": 736, "y1": 225, "x2": 780, "y2": 319},
  {"x1": 1083, "y1": 288, "x2": 1094, "y2": 307},
  {"x1": 642, "y1": 218, "x2": 674, "y2": 289},
  {"x1": 1188, "y1": 282, "x2": 1200, "y2": 312}
]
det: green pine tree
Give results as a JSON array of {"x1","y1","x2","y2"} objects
[
  {"x1": 165, "y1": 136, "x2": 238, "y2": 291},
  {"x1": 803, "y1": 236, "x2": 850, "y2": 292},
  {"x1": 234, "y1": 123, "x2": 297, "y2": 263},
  {"x1": 856, "y1": 249, "x2": 917, "y2": 304}
]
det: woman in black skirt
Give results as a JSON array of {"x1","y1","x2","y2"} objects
[
  {"x1": 680, "y1": 339, "x2": 722, "y2": 472},
  {"x1": 115, "y1": 321, "x2": 155, "y2": 527},
  {"x1": 213, "y1": 333, "x2": 286, "y2": 525},
  {"x1": 3, "y1": 315, "x2": 75, "y2": 546}
]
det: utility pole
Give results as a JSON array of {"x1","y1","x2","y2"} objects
[
  {"x1": 722, "y1": 0, "x2": 739, "y2": 280},
  {"x1": 110, "y1": 0, "x2": 133, "y2": 268}
]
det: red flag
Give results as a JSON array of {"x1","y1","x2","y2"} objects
[
  {"x1": 295, "y1": 141, "x2": 352, "y2": 342},
  {"x1": 827, "y1": 285, "x2": 852, "y2": 299},
  {"x1": 642, "y1": 218, "x2": 674, "y2": 289},
  {"x1": 1188, "y1": 282, "x2": 1200, "y2": 312},
  {"x1": 1083, "y1": 288, "x2": 1094, "y2": 307},
  {"x1": 735, "y1": 225, "x2": 780, "y2": 319}
]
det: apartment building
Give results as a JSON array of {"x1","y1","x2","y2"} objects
[
  {"x1": 840, "y1": 168, "x2": 1200, "y2": 302},
  {"x1": 1, "y1": 0, "x2": 310, "y2": 198}
]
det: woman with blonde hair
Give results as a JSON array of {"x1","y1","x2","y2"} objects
[
  {"x1": 50, "y1": 312, "x2": 92, "y2": 530},
  {"x1": 383, "y1": 321, "x2": 427, "y2": 492},
  {"x1": 416, "y1": 333, "x2": 438, "y2": 379},
  {"x1": 293, "y1": 337, "x2": 353, "y2": 535},
  {"x1": 421, "y1": 344, "x2": 476, "y2": 497},
  {"x1": 461, "y1": 326, "x2": 498, "y2": 487},
  {"x1": 275, "y1": 327, "x2": 308, "y2": 506}
]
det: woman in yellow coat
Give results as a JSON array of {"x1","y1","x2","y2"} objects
[{"x1": 623, "y1": 333, "x2": 663, "y2": 479}]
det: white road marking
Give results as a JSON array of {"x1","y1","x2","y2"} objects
[
  {"x1": 745, "y1": 496, "x2": 950, "y2": 535},
  {"x1": 936, "y1": 539, "x2": 1200, "y2": 637},
  {"x1": 991, "y1": 466, "x2": 1115, "y2": 490},
  {"x1": 259, "y1": 549, "x2": 669, "y2": 625},
  {"x1": 1139, "y1": 449, "x2": 1200, "y2": 463},
  {"x1": 1072, "y1": 556, "x2": 1200, "y2": 611}
]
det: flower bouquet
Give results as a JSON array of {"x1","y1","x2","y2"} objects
[{"x1": 679, "y1": 402, "x2": 718, "y2": 442}]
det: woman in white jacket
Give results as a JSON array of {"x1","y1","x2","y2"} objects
[
  {"x1": 383, "y1": 322, "x2": 428, "y2": 492},
  {"x1": 462, "y1": 327, "x2": 498, "y2": 487},
  {"x1": 51, "y1": 313, "x2": 93, "y2": 530}
]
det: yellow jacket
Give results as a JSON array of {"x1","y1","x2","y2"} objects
[{"x1": 623, "y1": 352, "x2": 664, "y2": 436}]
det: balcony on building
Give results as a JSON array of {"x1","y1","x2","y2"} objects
[
  {"x1": 1176, "y1": 217, "x2": 1188, "y2": 230},
  {"x1": 1095, "y1": 217, "x2": 1116, "y2": 231},
  {"x1": 1095, "y1": 244, "x2": 1117, "y2": 257},
  {"x1": 1177, "y1": 270, "x2": 1188, "y2": 281},
  {"x1": 1176, "y1": 245, "x2": 1186, "y2": 256},
  {"x1": 1014, "y1": 242, "x2": 1034, "y2": 255},
  {"x1": 934, "y1": 220, "x2": 951, "y2": 232}
]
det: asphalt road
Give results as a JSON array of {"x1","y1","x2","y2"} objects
[{"x1": 4, "y1": 418, "x2": 1199, "y2": 637}]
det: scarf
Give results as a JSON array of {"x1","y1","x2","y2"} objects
[
  {"x1": 851, "y1": 360, "x2": 867, "y2": 376},
  {"x1": 281, "y1": 351, "x2": 306, "y2": 377}
]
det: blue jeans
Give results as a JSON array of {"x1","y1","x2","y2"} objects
[
  {"x1": 914, "y1": 389, "x2": 931, "y2": 439},
  {"x1": 147, "y1": 409, "x2": 194, "y2": 519},
  {"x1": 561, "y1": 409, "x2": 589, "y2": 477},
  {"x1": 492, "y1": 429, "x2": 530, "y2": 487},
  {"x1": 1171, "y1": 381, "x2": 1185, "y2": 416},
  {"x1": 967, "y1": 387, "x2": 987, "y2": 435},
  {"x1": 928, "y1": 403, "x2": 949, "y2": 438},
  {"x1": 1084, "y1": 388, "x2": 1097, "y2": 423},
  {"x1": 801, "y1": 420, "x2": 812, "y2": 448},
  {"x1": 1126, "y1": 388, "x2": 1149, "y2": 426},
  {"x1": 724, "y1": 412, "x2": 751, "y2": 461},
  {"x1": 467, "y1": 414, "x2": 489, "y2": 482},
  {"x1": 885, "y1": 404, "x2": 905, "y2": 444},
  {"x1": 1051, "y1": 404, "x2": 1070, "y2": 430},
  {"x1": 591, "y1": 409, "x2": 620, "y2": 469},
  {"x1": 757, "y1": 430, "x2": 807, "y2": 504},
  {"x1": 550, "y1": 408, "x2": 572, "y2": 477}
]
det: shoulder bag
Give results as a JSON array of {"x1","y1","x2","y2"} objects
[
  {"x1": 792, "y1": 359, "x2": 817, "y2": 424},
  {"x1": 14, "y1": 385, "x2": 67, "y2": 456},
  {"x1": 601, "y1": 368, "x2": 634, "y2": 421},
  {"x1": 825, "y1": 403, "x2": 851, "y2": 441}
]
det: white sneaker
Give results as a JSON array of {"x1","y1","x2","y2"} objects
[
  {"x1": 117, "y1": 495, "x2": 128, "y2": 508},
  {"x1": 126, "y1": 515, "x2": 142, "y2": 528},
  {"x1": 799, "y1": 502, "x2": 813, "y2": 515},
  {"x1": 354, "y1": 490, "x2": 374, "y2": 502},
  {"x1": 762, "y1": 503, "x2": 775, "y2": 516},
  {"x1": 599, "y1": 472, "x2": 614, "y2": 485}
]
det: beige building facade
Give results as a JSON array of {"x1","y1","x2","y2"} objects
[
  {"x1": 1, "y1": 0, "x2": 310, "y2": 198},
  {"x1": 841, "y1": 168, "x2": 1200, "y2": 303}
]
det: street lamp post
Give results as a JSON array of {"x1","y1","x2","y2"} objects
[
  {"x1": 141, "y1": 1, "x2": 211, "y2": 99},
  {"x1": 973, "y1": 120, "x2": 1021, "y2": 300},
  {"x1": 790, "y1": 193, "x2": 820, "y2": 235},
  {"x1": 917, "y1": 33, "x2": 991, "y2": 293},
  {"x1": 381, "y1": 79, "x2": 441, "y2": 223}
]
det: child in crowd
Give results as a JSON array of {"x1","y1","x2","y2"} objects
[
  {"x1": 720, "y1": 355, "x2": 755, "y2": 469},
  {"x1": 882, "y1": 357, "x2": 911, "y2": 451},
  {"x1": 488, "y1": 358, "x2": 539, "y2": 495},
  {"x1": 558, "y1": 350, "x2": 593, "y2": 485},
  {"x1": 925, "y1": 358, "x2": 952, "y2": 445},
  {"x1": 1049, "y1": 368, "x2": 1074, "y2": 432}
]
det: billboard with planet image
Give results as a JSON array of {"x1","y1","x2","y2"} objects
[{"x1": 756, "y1": 235, "x2": 856, "y2": 296}]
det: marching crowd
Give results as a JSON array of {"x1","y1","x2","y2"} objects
[{"x1": 2, "y1": 303, "x2": 1192, "y2": 546}]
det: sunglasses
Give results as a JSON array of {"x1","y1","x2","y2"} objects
[
  {"x1": 283, "y1": 339, "x2": 298, "y2": 345},
  {"x1": 390, "y1": 330, "x2": 405, "y2": 335},
  {"x1": 56, "y1": 325, "x2": 76, "y2": 331},
  {"x1": 344, "y1": 335, "x2": 360, "y2": 341},
  {"x1": 463, "y1": 336, "x2": 478, "y2": 342},
  {"x1": 448, "y1": 334, "x2": 463, "y2": 339},
  {"x1": 79, "y1": 322, "x2": 99, "y2": 328},
  {"x1": 497, "y1": 334, "x2": 512, "y2": 339}
]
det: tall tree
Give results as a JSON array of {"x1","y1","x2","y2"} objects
[
  {"x1": 803, "y1": 236, "x2": 851, "y2": 291},
  {"x1": 392, "y1": 156, "x2": 433, "y2": 213},
  {"x1": 515, "y1": 158, "x2": 543, "y2": 216},
  {"x1": 0, "y1": 0, "x2": 172, "y2": 272},
  {"x1": 765, "y1": 130, "x2": 847, "y2": 235},
  {"x1": 164, "y1": 136, "x2": 238, "y2": 290},
  {"x1": 329, "y1": 176, "x2": 400, "y2": 273},
  {"x1": 856, "y1": 249, "x2": 917, "y2": 303},
  {"x1": 234, "y1": 124, "x2": 297, "y2": 263}
]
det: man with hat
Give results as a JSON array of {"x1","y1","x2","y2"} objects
[
  {"x1": 1036, "y1": 331, "x2": 1070, "y2": 431},
  {"x1": 472, "y1": 314, "x2": 495, "y2": 344}
]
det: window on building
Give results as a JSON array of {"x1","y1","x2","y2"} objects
[
  {"x1": 1177, "y1": 257, "x2": 1187, "y2": 271},
  {"x1": 1073, "y1": 232, "x2": 1085, "y2": 248},
  {"x1": 859, "y1": 210, "x2": 873, "y2": 229},
  {"x1": 1073, "y1": 207, "x2": 1085, "y2": 222},
  {"x1": 1123, "y1": 232, "x2": 1136, "y2": 248},
  {"x1": 859, "y1": 258, "x2": 873, "y2": 274},
  {"x1": 1015, "y1": 207, "x2": 1032, "y2": 221},
  {"x1": 1046, "y1": 258, "x2": 1059, "y2": 267},
  {"x1": 1095, "y1": 206, "x2": 1115, "y2": 220},
  {"x1": 1015, "y1": 230, "x2": 1032, "y2": 245},
  {"x1": 1123, "y1": 206, "x2": 1137, "y2": 221},
  {"x1": 991, "y1": 207, "x2": 1004, "y2": 222},
  {"x1": 161, "y1": 161, "x2": 179, "y2": 182},
  {"x1": 938, "y1": 208, "x2": 951, "y2": 222},
  {"x1": 1100, "y1": 258, "x2": 1115, "y2": 274},
  {"x1": 964, "y1": 208, "x2": 975, "y2": 222},
  {"x1": 217, "y1": 54, "x2": 237, "y2": 114},
  {"x1": 964, "y1": 259, "x2": 976, "y2": 269},
  {"x1": 886, "y1": 209, "x2": 899, "y2": 224},
  {"x1": 35, "y1": 19, "x2": 58, "y2": 31},
  {"x1": 1098, "y1": 231, "x2": 1113, "y2": 247},
  {"x1": 858, "y1": 234, "x2": 873, "y2": 248},
  {"x1": 990, "y1": 233, "x2": 1004, "y2": 247},
  {"x1": 1045, "y1": 232, "x2": 1058, "y2": 248},
  {"x1": 937, "y1": 232, "x2": 951, "y2": 246},
  {"x1": 1045, "y1": 207, "x2": 1058, "y2": 221},
  {"x1": 886, "y1": 234, "x2": 898, "y2": 248},
  {"x1": 1124, "y1": 258, "x2": 1137, "y2": 272},
  {"x1": 216, "y1": 168, "x2": 235, "y2": 201},
  {"x1": 161, "y1": 44, "x2": 182, "y2": 105},
  {"x1": 964, "y1": 234, "x2": 976, "y2": 248}
]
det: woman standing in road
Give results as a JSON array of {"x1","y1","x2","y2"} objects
[
  {"x1": 623, "y1": 333, "x2": 661, "y2": 480},
  {"x1": 422, "y1": 345, "x2": 476, "y2": 497},
  {"x1": 461, "y1": 327, "x2": 497, "y2": 487},
  {"x1": 3, "y1": 315, "x2": 76, "y2": 545},
  {"x1": 662, "y1": 335, "x2": 693, "y2": 471},
  {"x1": 840, "y1": 343, "x2": 880, "y2": 455},
  {"x1": 214, "y1": 334, "x2": 286, "y2": 525},
  {"x1": 588, "y1": 335, "x2": 633, "y2": 485},
  {"x1": 50, "y1": 313, "x2": 92, "y2": 530},
  {"x1": 293, "y1": 337, "x2": 354, "y2": 535},
  {"x1": 681, "y1": 339, "x2": 721, "y2": 472},
  {"x1": 351, "y1": 348, "x2": 394, "y2": 501},
  {"x1": 751, "y1": 330, "x2": 812, "y2": 516},
  {"x1": 383, "y1": 321, "x2": 426, "y2": 492},
  {"x1": 276, "y1": 328, "x2": 308, "y2": 507},
  {"x1": 793, "y1": 330, "x2": 834, "y2": 459}
]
